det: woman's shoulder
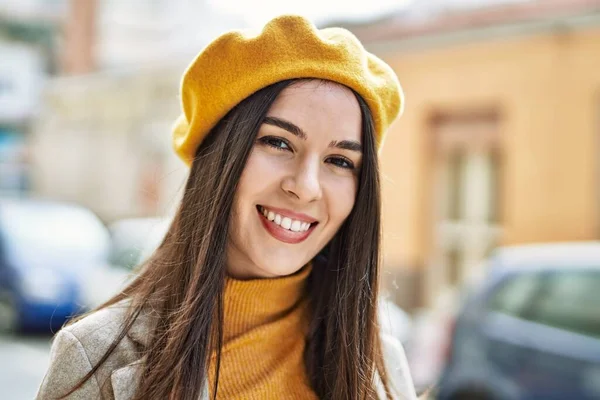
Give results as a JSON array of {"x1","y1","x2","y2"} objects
[
  {"x1": 63, "y1": 301, "x2": 132, "y2": 346},
  {"x1": 36, "y1": 300, "x2": 151, "y2": 399},
  {"x1": 61, "y1": 299, "x2": 153, "y2": 354}
]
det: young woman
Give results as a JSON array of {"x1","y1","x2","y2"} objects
[{"x1": 37, "y1": 15, "x2": 416, "y2": 400}]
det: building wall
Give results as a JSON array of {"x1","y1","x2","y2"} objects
[
  {"x1": 29, "y1": 64, "x2": 188, "y2": 222},
  {"x1": 376, "y1": 26, "x2": 600, "y2": 308}
]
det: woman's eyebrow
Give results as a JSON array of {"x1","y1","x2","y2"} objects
[
  {"x1": 263, "y1": 116, "x2": 362, "y2": 153},
  {"x1": 329, "y1": 140, "x2": 362, "y2": 153},
  {"x1": 263, "y1": 116, "x2": 307, "y2": 140}
]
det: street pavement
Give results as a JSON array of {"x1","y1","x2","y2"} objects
[{"x1": 0, "y1": 333, "x2": 52, "y2": 400}]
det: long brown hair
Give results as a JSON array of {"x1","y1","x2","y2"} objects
[{"x1": 63, "y1": 79, "x2": 392, "y2": 400}]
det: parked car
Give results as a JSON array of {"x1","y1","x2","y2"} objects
[
  {"x1": 438, "y1": 242, "x2": 600, "y2": 400},
  {"x1": 0, "y1": 199, "x2": 110, "y2": 332},
  {"x1": 81, "y1": 217, "x2": 170, "y2": 308}
]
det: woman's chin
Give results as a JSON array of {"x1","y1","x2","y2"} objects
[
  {"x1": 261, "y1": 265, "x2": 305, "y2": 278},
  {"x1": 251, "y1": 258, "x2": 309, "y2": 278}
]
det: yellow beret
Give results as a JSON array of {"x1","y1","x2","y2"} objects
[{"x1": 172, "y1": 15, "x2": 404, "y2": 165}]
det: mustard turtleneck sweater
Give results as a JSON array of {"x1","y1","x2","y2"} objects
[{"x1": 208, "y1": 265, "x2": 318, "y2": 399}]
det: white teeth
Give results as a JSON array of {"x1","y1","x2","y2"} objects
[
  {"x1": 291, "y1": 220, "x2": 301, "y2": 232},
  {"x1": 261, "y1": 207, "x2": 314, "y2": 233}
]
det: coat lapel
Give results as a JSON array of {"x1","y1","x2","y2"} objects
[
  {"x1": 124, "y1": 305, "x2": 155, "y2": 348},
  {"x1": 111, "y1": 361, "x2": 143, "y2": 400},
  {"x1": 112, "y1": 307, "x2": 209, "y2": 399}
]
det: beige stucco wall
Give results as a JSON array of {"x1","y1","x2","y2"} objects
[{"x1": 376, "y1": 26, "x2": 600, "y2": 305}]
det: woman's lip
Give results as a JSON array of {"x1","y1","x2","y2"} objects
[
  {"x1": 257, "y1": 208, "x2": 316, "y2": 244},
  {"x1": 258, "y1": 205, "x2": 318, "y2": 223}
]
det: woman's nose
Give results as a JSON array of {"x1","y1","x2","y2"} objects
[{"x1": 281, "y1": 158, "x2": 323, "y2": 203}]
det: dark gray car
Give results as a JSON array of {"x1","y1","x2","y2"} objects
[{"x1": 438, "y1": 242, "x2": 600, "y2": 400}]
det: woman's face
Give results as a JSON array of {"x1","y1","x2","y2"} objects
[{"x1": 227, "y1": 80, "x2": 363, "y2": 279}]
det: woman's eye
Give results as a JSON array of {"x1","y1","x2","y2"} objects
[
  {"x1": 259, "y1": 136, "x2": 291, "y2": 151},
  {"x1": 326, "y1": 156, "x2": 355, "y2": 170}
]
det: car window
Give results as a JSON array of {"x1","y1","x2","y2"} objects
[
  {"x1": 488, "y1": 272, "x2": 541, "y2": 317},
  {"x1": 108, "y1": 219, "x2": 169, "y2": 270},
  {"x1": 526, "y1": 272, "x2": 600, "y2": 339},
  {"x1": 489, "y1": 271, "x2": 600, "y2": 339},
  {"x1": 110, "y1": 243, "x2": 144, "y2": 270}
]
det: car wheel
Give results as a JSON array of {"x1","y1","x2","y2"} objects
[{"x1": 0, "y1": 291, "x2": 18, "y2": 334}]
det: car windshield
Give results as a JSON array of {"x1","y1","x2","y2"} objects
[{"x1": 0, "y1": 202, "x2": 110, "y2": 269}]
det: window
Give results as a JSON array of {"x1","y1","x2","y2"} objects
[{"x1": 429, "y1": 112, "x2": 503, "y2": 300}]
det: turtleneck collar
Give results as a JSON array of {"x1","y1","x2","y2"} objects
[
  {"x1": 209, "y1": 263, "x2": 317, "y2": 399},
  {"x1": 222, "y1": 264, "x2": 311, "y2": 342}
]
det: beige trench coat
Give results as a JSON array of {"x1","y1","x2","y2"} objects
[{"x1": 36, "y1": 301, "x2": 417, "y2": 400}]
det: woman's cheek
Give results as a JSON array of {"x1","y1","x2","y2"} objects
[
  {"x1": 324, "y1": 175, "x2": 357, "y2": 218},
  {"x1": 253, "y1": 149, "x2": 290, "y2": 173},
  {"x1": 241, "y1": 150, "x2": 282, "y2": 187}
]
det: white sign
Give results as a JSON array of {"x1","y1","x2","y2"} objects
[{"x1": 0, "y1": 41, "x2": 44, "y2": 121}]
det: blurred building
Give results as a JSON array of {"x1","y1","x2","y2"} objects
[
  {"x1": 15, "y1": 0, "x2": 244, "y2": 221},
  {"x1": 345, "y1": 0, "x2": 600, "y2": 310},
  {"x1": 31, "y1": 65, "x2": 186, "y2": 220}
]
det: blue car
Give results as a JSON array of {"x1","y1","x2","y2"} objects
[
  {"x1": 0, "y1": 199, "x2": 110, "y2": 332},
  {"x1": 438, "y1": 242, "x2": 600, "y2": 400}
]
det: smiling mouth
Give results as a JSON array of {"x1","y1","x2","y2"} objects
[
  {"x1": 257, "y1": 205, "x2": 317, "y2": 232},
  {"x1": 256, "y1": 205, "x2": 318, "y2": 243}
]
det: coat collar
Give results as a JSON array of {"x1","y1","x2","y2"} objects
[{"x1": 125, "y1": 303, "x2": 157, "y2": 349}]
